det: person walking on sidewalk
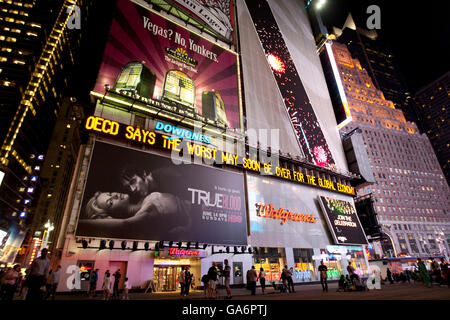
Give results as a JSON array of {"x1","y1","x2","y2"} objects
[
  {"x1": 112, "y1": 269, "x2": 121, "y2": 299},
  {"x1": 2, "y1": 264, "x2": 21, "y2": 300},
  {"x1": 417, "y1": 258, "x2": 431, "y2": 287},
  {"x1": 246, "y1": 266, "x2": 257, "y2": 295},
  {"x1": 26, "y1": 248, "x2": 50, "y2": 301},
  {"x1": 45, "y1": 265, "x2": 61, "y2": 300},
  {"x1": 287, "y1": 267, "x2": 296, "y2": 293},
  {"x1": 257, "y1": 267, "x2": 266, "y2": 294},
  {"x1": 386, "y1": 268, "x2": 394, "y2": 284},
  {"x1": 318, "y1": 261, "x2": 328, "y2": 292},
  {"x1": 184, "y1": 267, "x2": 192, "y2": 296},
  {"x1": 281, "y1": 266, "x2": 289, "y2": 292},
  {"x1": 122, "y1": 277, "x2": 130, "y2": 300},
  {"x1": 178, "y1": 267, "x2": 186, "y2": 296},
  {"x1": 223, "y1": 259, "x2": 232, "y2": 299},
  {"x1": 207, "y1": 262, "x2": 218, "y2": 299},
  {"x1": 102, "y1": 270, "x2": 112, "y2": 300},
  {"x1": 88, "y1": 269, "x2": 99, "y2": 298}
]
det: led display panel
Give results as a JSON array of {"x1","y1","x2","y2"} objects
[{"x1": 318, "y1": 196, "x2": 368, "y2": 245}]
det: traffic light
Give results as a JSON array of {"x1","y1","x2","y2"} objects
[
  {"x1": 132, "y1": 241, "x2": 138, "y2": 251},
  {"x1": 99, "y1": 240, "x2": 106, "y2": 250},
  {"x1": 109, "y1": 240, "x2": 114, "y2": 250},
  {"x1": 82, "y1": 240, "x2": 88, "y2": 249},
  {"x1": 144, "y1": 242, "x2": 149, "y2": 251},
  {"x1": 121, "y1": 241, "x2": 127, "y2": 250}
]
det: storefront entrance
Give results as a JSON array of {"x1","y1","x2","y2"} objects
[{"x1": 153, "y1": 266, "x2": 183, "y2": 292}]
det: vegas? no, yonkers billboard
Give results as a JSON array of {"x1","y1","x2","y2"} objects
[
  {"x1": 94, "y1": 0, "x2": 241, "y2": 130},
  {"x1": 75, "y1": 141, "x2": 247, "y2": 245}
]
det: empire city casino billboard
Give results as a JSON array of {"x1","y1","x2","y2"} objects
[{"x1": 94, "y1": 0, "x2": 241, "y2": 130}]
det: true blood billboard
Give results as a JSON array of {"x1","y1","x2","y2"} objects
[{"x1": 75, "y1": 141, "x2": 247, "y2": 245}]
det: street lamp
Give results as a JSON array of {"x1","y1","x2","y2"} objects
[{"x1": 40, "y1": 220, "x2": 54, "y2": 251}]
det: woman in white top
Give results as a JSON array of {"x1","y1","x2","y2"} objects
[
  {"x1": 122, "y1": 277, "x2": 130, "y2": 300},
  {"x1": 257, "y1": 268, "x2": 266, "y2": 294},
  {"x1": 102, "y1": 271, "x2": 111, "y2": 300}
]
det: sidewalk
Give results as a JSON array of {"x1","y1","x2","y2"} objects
[{"x1": 53, "y1": 281, "x2": 450, "y2": 300}]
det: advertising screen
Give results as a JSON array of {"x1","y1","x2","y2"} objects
[
  {"x1": 244, "y1": 0, "x2": 335, "y2": 167},
  {"x1": 247, "y1": 174, "x2": 333, "y2": 249},
  {"x1": 94, "y1": 0, "x2": 241, "y2": 129},
  {"x1": 75, "y1": 141, "x2": 247, "y2": 245},
  {"x1": 0, "y1": 225, "x2": 26, "y2": 264},
  {"x1": 318, "y1": 196, "x2": 368, "y2": 245}
]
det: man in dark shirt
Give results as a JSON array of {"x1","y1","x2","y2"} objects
[
  {"x1": 318, "y1": 260, "x2": 328, "y2": 292},
  {"x1": 112, "y1": 269, "x2": 121, "y2": 299},
  {"x1": 207, "y1": 262, "x2": 218, "y2": 299}
]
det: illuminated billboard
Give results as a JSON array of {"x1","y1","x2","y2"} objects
[
  {"x1": 247, "y1": 174, "x2": 333, "y2": 249},
  {"x1": 244, "y1": 0, "x2": 335, "y2": 167},
  {"x1": 318, "y1": 196, "x2": 368, "y2": 245},
  {"x1": 94, "y1": 0, "x2": 241, "y2": 129},
  {"x1": 75, "y1": 141, "x2": 247, "y2": 245}
]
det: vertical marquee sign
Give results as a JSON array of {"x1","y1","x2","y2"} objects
[{"x1": 244, "y1": 0, "x2": 335, "y2": 167}]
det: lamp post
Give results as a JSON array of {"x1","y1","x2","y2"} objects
[{"x1": 40, "y1": 220, "x2": 54, "y2": 251}]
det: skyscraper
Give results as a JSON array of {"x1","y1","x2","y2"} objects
[
  {"x1": 0, "y1": 0, "x2": 104, "y2": 264},
  {"x1": 414, "y1": 71, "x2": 450, "y2": 186},
  {"x1": 332, "y1": 14, "x2": 420, "y2": 126},
  {"x1": 321, "y1": 40, "x2": 450, "y2": 258}
]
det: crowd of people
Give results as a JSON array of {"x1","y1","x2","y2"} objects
[
  {"x1": 0, "y1": 248, "x2": 62, "y2": 301},
  {"x1": 385, "y1": 257, "x2": 449, "y2": 288}
]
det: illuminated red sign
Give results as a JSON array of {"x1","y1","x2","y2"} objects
[
  {"x1": 256, "y1": 203, "x2": 316, "y2": 225},
  {"x1": 168, "y1": 248, "x2": 200, "y2": 257}
]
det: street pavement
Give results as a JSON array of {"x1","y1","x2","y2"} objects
[{"x1": 53, "y1": 281, "x2": 450, "y2": 300}]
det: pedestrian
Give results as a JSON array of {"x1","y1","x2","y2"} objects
[
  {"x1": 386, "y1": 268, "x2": 394, "y2": 284},
  {"x1": 257, "y1": 267, "x2": 266, "y2": 294},
  {"x1": 102, "y1": 270, "x2": 111, "y2": 300},
  {"x1": 207, "y1": 262, "x2": 218, "y2": 299},
  {"x1": 223, "y1": 259, "x2": 232, "y2": 299},
  {"x1": 287, "y1": 267, "x2": 296, "y2": 293},
  {"x1": 405, "y1": 269, "x2": 411, "y2": 284},
  {"x1": 2, "y1": 264, "x2": 21, "y2": 300},
  {"x1": 337, "y1": 275, "x2": 346, "y2": 292},
  {"x1": 184, "y1": 266, "x2": 192, "y2": 296},
  {"x1": 191, "y1": 273, "x2": 196, "y2": 290},
  {"x1": 347, "y1": 262, "x2": 355, "y2": 276},
  {"x1": 417, "y1": 258, "x2": 431, "y2": 287},
  {"x1": 89, "y1": 269, "x2": 99, "y2": 298},
  {"x1": 439, "y1": 258, "x2": 449, "y2": 287},
  {"x1": 246, "y1": 266, "x2": 257, "y2": 295},
  {"x1": 45, "y1": 265, "x2": 61, "y2": 300},
  {"x1": 122, "y1": 277, "x2": 130, "y2": 300},
  {"x1": 178, "y1": 267, "x2": 186, "y2": 296},
  {"x1": 201, "y1": 274, "x2": 209, "y2": 297},
  {"x1": 281, "y1": 265, "x2": 289, "y2": 292},
  {"x1": 26, "y1": 248, "x2": 50, "y2": 301},
  {"x1": 112, "y1": 269, "x2": 121, "y2": 299},
  {"x1": 431, "y1": 258, "x2": 441, "y2": 284},
  {"x1": 318, "y1": 260, "x2": 328, "y2": 292}
]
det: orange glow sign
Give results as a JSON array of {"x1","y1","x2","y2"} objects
[{"x1": 255, "y1": 203, "x2": 316, "y2": 225}]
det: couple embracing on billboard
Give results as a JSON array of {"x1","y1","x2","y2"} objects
[{"x1": 77, "y1": 164, "x2": 192, "y2": 241}]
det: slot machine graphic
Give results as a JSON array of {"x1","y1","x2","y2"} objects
[
  {"x1": 162, "y1": 70, "x2": 196, "y2": 111},
  {"x1": 202, "y1": 90, "x2": 228, "y2": 127},
  {"x1": 113, "y1": 61, "x2": 156, "y2": 99}
]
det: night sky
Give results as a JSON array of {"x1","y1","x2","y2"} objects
[{"x1": 317, "y1": 0, "x2": 450, "y2": 92}]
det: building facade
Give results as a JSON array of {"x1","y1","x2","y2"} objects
[
  {"x1": 413, "y1": 72, "x2": 450, "y2": 186},
  {"x1": 0, "y1": 0, "x2": 93, "y2": 265},
  {"x1": 332, "y1": 14, "x2": 419, "y2": 126},
  {"x1": 52, "y1": 0, "x2": 370, "y2": 293},
  {"x1": 323, "y1": 41, "x2": 450, "y2": 258}
]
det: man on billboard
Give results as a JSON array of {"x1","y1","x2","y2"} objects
[{"x1": 78, "y1": 189, "x2": 192, "y2": 240}]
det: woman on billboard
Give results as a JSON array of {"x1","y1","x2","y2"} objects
[{"x1": 77, "y1": 191, "x2": 192, "y2": 240}]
